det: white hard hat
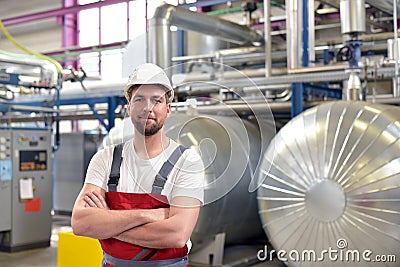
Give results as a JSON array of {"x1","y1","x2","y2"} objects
[{"x1": 124, "y1": 63, "x2": 174, "y2": 102}]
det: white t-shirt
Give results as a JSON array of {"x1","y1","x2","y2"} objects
[{"x1": 85, "y1": 139, "x2": 204, "y2": 204}]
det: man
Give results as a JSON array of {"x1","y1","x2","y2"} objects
[{"x1": 71, "y1": 63, "x2": 205, "y2": 267}]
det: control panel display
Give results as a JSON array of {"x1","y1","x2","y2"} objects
[{"x1": 19, "y1": 150, "x2": 47, "y2": 171}]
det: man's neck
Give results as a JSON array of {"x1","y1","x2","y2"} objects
[{"x1": 133, "y1": 130, "x2": 170, "y2": 159}]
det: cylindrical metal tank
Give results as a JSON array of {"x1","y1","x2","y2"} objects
[
  {"x1": 185, "y1": 31, "x2": 239, "y2": 56},
  {"x1": 257, "y1": 101, "x2": 400, "y2": 266},
  {"x1": 102, "y1": 113, "x2": 276, "y2": 250},
  {"x1": 165, "y1": 113, "x2": 275, "y2": 249},
  {"x1": 340, "y1": 0, "x2": 366, "y2": 34}
]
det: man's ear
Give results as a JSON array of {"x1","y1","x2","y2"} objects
[
  {"x1": 127, "y1": 101, "x2": 131, "y2": 113},
  {"x1": 166, "y1": 103, "x2": 172, "y2": 117}
]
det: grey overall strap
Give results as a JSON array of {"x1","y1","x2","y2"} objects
[
  {"x1": 107, "y1": 143, "x2": 124, "y2": 192},
  {"x1": 151, "y1": 145, "x2": 187, "y2": 194},
  {"x1": 103, "y1": 252, "x2": 188, "y2": 267}
]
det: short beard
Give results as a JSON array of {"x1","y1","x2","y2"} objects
[{"x1": 133, "y1": 121, "x2": 162, "y2": 136}]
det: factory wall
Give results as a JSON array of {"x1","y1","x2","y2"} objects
[{"x1": 0, "y1": 1, "x2": 62, "y2": 53}]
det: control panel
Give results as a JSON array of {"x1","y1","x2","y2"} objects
[
  {"x1": 0, "y1": 129, "x2": 53, "y2": 252},
  {"x1": 0, "y1": 131, "x2": 11, "y2": 232}
]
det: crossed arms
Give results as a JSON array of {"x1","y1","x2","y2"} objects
[{"x1": 71, "y1": 183, "x2": 201, "y2": 249}]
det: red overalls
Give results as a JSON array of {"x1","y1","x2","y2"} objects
[{"x1": 100, "y1": 144, "x2": 189, "y2": 267}]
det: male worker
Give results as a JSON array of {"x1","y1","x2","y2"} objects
[{"x1": 71, "y1": 63, "x2": 205, "y2": 267}]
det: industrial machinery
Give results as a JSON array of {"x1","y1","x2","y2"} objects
[
  {"x1": 257, "y1": 101, "x2": 400, "y2": 266},
  {"x1": 3, "y1": 0, "x2": 400, "y2": 265},
  {"x1": 166, "y1": 113, "x2": 274, "y2": 266},
  {"x1": 0, "y1": 129, "x2": 53, "y2": 252},
  {"x1": 53, "y1": 132, "x2": 104, "y2": 215}
]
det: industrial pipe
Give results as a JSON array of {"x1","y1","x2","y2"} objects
[
  {"x1": 264, "y1": 0, "x2": 272, "y2": 77},
  {"x1": 393, "y1": 0, "x2": 399, "y2": 97},
  {"x1": 286, "y1": 0, "x2": 303, "y2": 70},
  {"x1": 148, "y1": 3, "x2": 264, "y2": 69}
]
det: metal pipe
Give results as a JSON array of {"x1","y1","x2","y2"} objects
[
  {"x1": 393, "y1": 0, "x2": 399, "y2": 97},
  {"x1": 157, "y1": 4, "x2": 264, "y2": 46},
  {"x1": 264, "y1": 0, "x2": 272, "y2": 77},
  {"x1": 365, "y1": 0, "x2": 400, "y2": 15},
  {"x1": 340, "y1": 0, "x2": 366, "y2": 35},
  {"x1": 0, "y1": 51, "x2": 58, "y2": 86},
  {"x1": 174, "y1": 100, "x2": 321, "y2": 115},
  {"x1": 288, "y1": 63, "x2": 348, "y2": 74},
  {"x1": 308, "y1": 0, "x2": 315, "y2": 65},
  {"x1": 172, "y1": 68, "x2": 283, "y2": 86},
  {"x1": 367, "y1": 96, "x2": 400, "y2": 104},
  {"x1": 302, "y1": 0, "x2": 309, "y2": 67},
  {"x1": 2, "y1": 0, "x2": 130, "y2": 27},
  {"x1": 321, "y1": 0, "x2": 400, "y2": 15},
  {"x1": 286, "y1": 0, "x2": 303, "y2": 70},
  {"x1": 172, "y1": 47, "x2": 265, "y2": 66},
  {"x1": 147, "y1": 17, "x2": 172, "y2": 73},
  {"x1": 345, "y1": 71, "x2": 363, "y2": 100},
  {"x1": 148, "y1": 3, "x2": 264, "y2": 68}
]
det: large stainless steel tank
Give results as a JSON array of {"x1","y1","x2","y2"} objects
[{"x1": 257, "y1": 101, "x2": 400, "y2": 266}]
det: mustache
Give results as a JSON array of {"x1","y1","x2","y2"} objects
[{"x1": 137, "y1": 113, "x2": 156, "y2": 119}]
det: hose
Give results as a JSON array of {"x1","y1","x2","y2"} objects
[{"x1": 0, "y1": 19, "x2": 63, "y2": 75}]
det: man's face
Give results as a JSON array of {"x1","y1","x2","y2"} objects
[{"x1": 127, "y1": 84, "x2": 171, "y2": 136}]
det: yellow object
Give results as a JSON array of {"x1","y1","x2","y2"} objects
[
  {"x1": 58, "y1": 231, "x2": 103, "y2": 267},
  {"x1": 0, "y1": 19, "x2": 63, "y2": 74}
]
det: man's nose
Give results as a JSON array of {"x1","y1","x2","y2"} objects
[{"x1": 143, "y1": 100, "x2": 154, "y2": 112}]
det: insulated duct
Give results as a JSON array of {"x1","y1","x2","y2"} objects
[
  {"x1": 148, "y1": 3, "x2": 264, "y2": 69},
  {"x1": 340, "y1": 0, "x2": 366, "y2": 35},
  {"x1": 257, "y1": 101, "x2": 400, "y2": 266},
  {"x1": 0, "y1": 51, "x2": 58, "y2": 88},
  {"x1": 285, "y1": 0, "x2": 303, "y2": 70}
]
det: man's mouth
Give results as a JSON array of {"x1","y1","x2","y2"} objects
[{"x1": 138, "y1": 116, "x2": 155, "y2": 122}]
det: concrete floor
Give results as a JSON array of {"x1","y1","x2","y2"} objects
[
  {"x1": 0, "y1": 215, "x2": 70, "y2": 267},
  {"x1": 0, "y1": 216, "x2": 285, "y2": 267}
]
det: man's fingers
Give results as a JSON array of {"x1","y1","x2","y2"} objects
[
  {"x1": 84, "y1": 191, "x2": 109, "y2": 209},
  {"x1": 84, "y1": 195, "x2": 97, "y2": 207},
  {"x1": 152, "y1": 208, "x2": 169, "y2": 221},
  {"x1": 92, "y1": 191, "x2": 109, "y2": 209},
  {"x1": 84, "y1": 192, "x2": 102, "y2": 208}
]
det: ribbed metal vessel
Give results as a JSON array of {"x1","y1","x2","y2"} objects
[{"x1": 257, "y1": 101, "x2": 400, "y2": 266}]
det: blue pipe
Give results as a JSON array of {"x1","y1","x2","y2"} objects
[
  {"x1": 291, "y1": 83, "x2": 304, "y2": 118},
  {"x1": 107, "y1": 97, "x2": 117, "y2": 131},
  {"x1": 302, "y1": 0, "x2": 309, "y2": 68},
  {"x1": 88, "y1": 103, "x2": 108, "y2": 130}
]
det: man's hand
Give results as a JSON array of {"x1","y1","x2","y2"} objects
[
  {"x1": 114, "y1": 196, "x2": 200, "y2": 249},
  {"x1": 83, "y1": 190, "x2": 169, "y2": 220},
  {"x1": 72, "y1": 184, "x2": 171, "y2": 240},
  {"x1": 149, "y1": 207, "x2": 170, "y2": 221},
  {"x1": 84, "y1": 191, "x2": 109, "y2": 209}
]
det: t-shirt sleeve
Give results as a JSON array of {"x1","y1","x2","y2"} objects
[
  {"x1": 169, "y1": 147, "x2": 205, "y2": 204},
  {"x1": 84, "y1": 146, "x2": 113, "y2": 191}
]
